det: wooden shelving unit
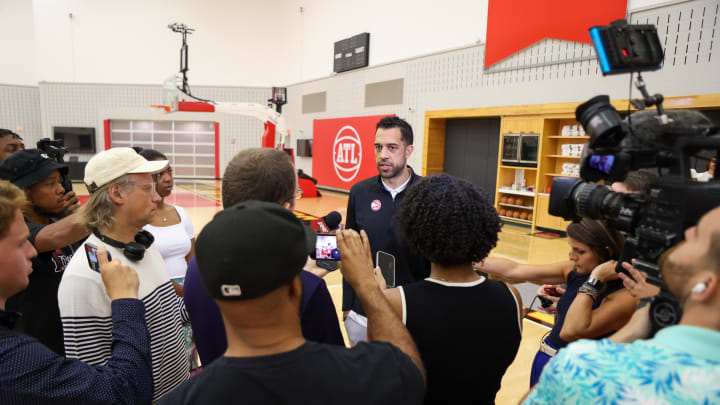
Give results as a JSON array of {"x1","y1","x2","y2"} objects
[{"x1": 421, "y1": 93, "x2": 720, "y2": 233}]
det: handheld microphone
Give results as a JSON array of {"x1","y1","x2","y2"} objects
[{"x1": 321, "y1": 211, "x2": 342, "y2": 231}]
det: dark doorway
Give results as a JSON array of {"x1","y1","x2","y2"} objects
[{"x1": 443, "y1": 118, "x2": 501, "y2": 203}]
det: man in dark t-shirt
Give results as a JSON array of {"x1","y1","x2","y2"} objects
[
  {"x1": 0, "y1": 149, "x2": 89, "y2": 354},
  {"x1": 159, "y1": 201, "x2": 425, "y2": 404}
]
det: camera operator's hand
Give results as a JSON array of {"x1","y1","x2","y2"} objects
[
  {"x1": 60, "y1": 190, "x2": 81, "y2": 213},
  {"x1": 98, "y1": 245, "x2": 139, "y2": 300},
  {"x1": 537, "y1": 285, "x2": 565, "y2": 314},
  {"x1": 590, "y1": 260, "x2": 619, "y2": 283},
  {"x1": 619, "y1": 261, "x2": 661, "y2": 299},
  {"x1": 336, "y1": 229, "x2": 376, "y2": 293}
]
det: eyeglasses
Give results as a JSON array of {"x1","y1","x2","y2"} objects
[
  {"x1": 123, "y1": 180, "x2": 156, "y2": 194},
  {"x1": 295, "y1": 189, "x2": 304, "y2": 200}
]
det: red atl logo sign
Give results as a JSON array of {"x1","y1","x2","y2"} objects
[
  {"x1": 484, "y1": 0, "x2": 627, "y2": 67},
  {"x1": 333, "y1": 126, "x2": 363, "y2": 182},
  {"x1": 313, "y1": 114, "x2": 393, "y2": 191}
]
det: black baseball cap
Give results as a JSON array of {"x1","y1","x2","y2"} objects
[
  {"x1": 196, "y1": 200, "x2": 316, "y2": 301},
  {"x1": 0, "y1": 149, "x2": 68, "y2": 188}
]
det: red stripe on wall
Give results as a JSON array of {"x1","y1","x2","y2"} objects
[
  {"x1": 104, "y1": 120, "x2": 111, "y2": 150},
  {"x1": 214, "y1": 122, "x2": 220, "y2": 179}
]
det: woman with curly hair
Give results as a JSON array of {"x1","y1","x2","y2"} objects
[
  {"x1": 380, "y1": 173, "x2": 522, "y2": 405},
  {"x1": 476, "y1": 217, "x2": 637, "y2": 387}
]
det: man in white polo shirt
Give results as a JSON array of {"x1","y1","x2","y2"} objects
[{"x1": 58, "y1": 147, "x2": 189, "y2": 401}]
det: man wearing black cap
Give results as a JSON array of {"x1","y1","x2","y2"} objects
[
  {"x1": 0, "y1": 149, "x2": 89, "y2": 354},
  {"x1": 159, "y1": 201, "x2": 425, "y2": 404}
]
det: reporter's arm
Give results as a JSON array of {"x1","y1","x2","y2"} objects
[
  {"x1": 474, "y1": 257, "x2": 571, "y2": 285},
  {"x1": 0, "y1": 300, "x2": 153, "y2": 405},
  {"x1": 1, "y1": 247, "x2": 152, "y2": 405},
  {"x1": 31, "y1": 213, "x2": 89, "y2": 253},
  {"x1": 560, "y1": 288, "x2": 638, "y2": 341},
  {"x1": 337, "y1": 229, "x2": 426, "y2": 383}
]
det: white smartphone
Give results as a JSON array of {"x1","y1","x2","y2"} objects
[{"x1": 376, "y1": 251, "x2": 396, "y2": 288}]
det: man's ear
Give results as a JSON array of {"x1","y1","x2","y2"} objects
[
  {"x1": 405, "y1": 144, "x2": 414, "y2": 158},
  {"x1": 282, "y1": 201, "x2": 292, "y2": 210},
  {"x1": 687, "y1": 271, "x2": 717, "y2": 303},
  {"x1": 108, "y1": 184, "x2": 126, "y2": 205},
  {"x1": 288, "y1": 274, "x2": 303, "y2": 302}
]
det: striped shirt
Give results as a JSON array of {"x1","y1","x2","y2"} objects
[{"x1": 58, "y1": 234, "x2": 189, "y2": 401}]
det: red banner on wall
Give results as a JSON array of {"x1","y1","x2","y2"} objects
[
  {"x1": 313, "y1": 114, "x2": 392, "y2": 191},
  {"x1": 485, "y1": 0, "x2": 627, "y2": 67}
]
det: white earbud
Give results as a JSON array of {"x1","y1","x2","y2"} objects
[{"x1": 691, "y1": 282, "x2": 708, "y2": 294}]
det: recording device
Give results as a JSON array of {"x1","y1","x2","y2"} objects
[
  {"x1": 537, "y1": 286, "x2": 561, "y2": 309},
  {"x1": 376, "y1": 251, "x2": 396, "y2": 288},
  {"x1": 538, "y1": 296, "x2": 553, "y2": 308},
  {"x1": 549, "y1": 20, "x2": 720, "y2": 333},
  {"x1": 36, "y1": 138, "x2": 73, "y2": 193},
  {"x1": 85, "y1": 243, "x2": 111, "y2": 272},
  {"x1": 306, "y1": 211, "x2": 342, "y2": 233},
  {"x1": 311, "y1": 233, "x2": 341, "y2": 261}
]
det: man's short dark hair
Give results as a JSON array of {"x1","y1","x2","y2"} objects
[
  {"x1": 0, "y1": 129, "x2": 23, "y2": 141},
  {"x1": 376, "y1": 116, "x2": 413, "y2": 145},
  {"x1": 222, "y1": 148, "x2": 295, "y2": 207},
  {"x1": 623, "y1": 169, "x2": 658, "y2": 193}
]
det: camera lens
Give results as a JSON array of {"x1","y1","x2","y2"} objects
[{"x1": 575, "y1": 95, "x2": 625, "y2": 148}]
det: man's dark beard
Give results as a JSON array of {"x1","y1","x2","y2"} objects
[{"x1": 378, "y1": 163, "x2": 405, "y2": 179}]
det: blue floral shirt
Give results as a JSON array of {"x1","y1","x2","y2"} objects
[{"x1": 524, "y1": 325, "x2": 720, "y2": 404}]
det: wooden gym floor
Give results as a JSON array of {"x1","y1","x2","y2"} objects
[{"x1": 75, "y1": 179, "x2": 570, "y2": 405}]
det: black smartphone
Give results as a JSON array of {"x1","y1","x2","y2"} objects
[
  {"x1": 376, "y1": 251, "x2": 396, "y2": 288},
  {"x1": 311, "y1": 233, "x2": 341, "y2": 261},
  {"x1": 85, "y1": 243, "x2": 110, "y2": 272}
]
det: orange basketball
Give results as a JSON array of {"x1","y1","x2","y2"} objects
[
  {"x1": 513, "y1": 211, "x2": 521, "y2": 218},
  {"x1": 515, "y1": 198, "x2": 524, "y2": 206},
  {"x1": 520, "y1": 212, "x2": 528, "y2": 220},
  {"x1": 499, "y1": 209, "x2": 507, "y2": 216},
  {"x1": 528, "y1": 213, "x2": 533, "y2": 221},
  {"x1": 500, "y1": 196, "x2": 508, "y2": 203}
]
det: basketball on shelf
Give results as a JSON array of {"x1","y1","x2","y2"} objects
[
  {"x1": 528, "y1": 213, "x2": 533, "y2": 221},
  {"x1": 499, "y1": 209, "x2": 507, "y2": 216}
]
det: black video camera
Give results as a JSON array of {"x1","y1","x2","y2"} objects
[
  {"x1": 548, "y1": 20, "x2": 720, "y2": 332},
  {"x1": 37, "y1": 138, "x2": 73, "y2": 193}
]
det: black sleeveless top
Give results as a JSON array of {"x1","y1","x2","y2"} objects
[
  {"x1": 403, "y1": 277, "x2": 522, "y2": 405},
  {"x1": 546, "y1": 269, "x2": 624, "y2": 348}
]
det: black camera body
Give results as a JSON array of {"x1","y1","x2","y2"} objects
[
  {"x1": 549, "y1": 20, "x2": 720, "y2": 332},
  {"x1": 37, "y1": 138, "x2": 73, "y2": 193}
]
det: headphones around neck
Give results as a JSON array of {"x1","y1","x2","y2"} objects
[{"x1": 93, "y1": 229, "x2": 154, "y2": 261}]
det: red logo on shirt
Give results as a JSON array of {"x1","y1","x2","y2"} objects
[{"x1": 371, "y1": 200, "x2": 382, "y2": 211}]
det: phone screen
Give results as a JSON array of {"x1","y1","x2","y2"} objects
[
  {"x1": 85, "y1": 243, "x2": 111, "y2": 273},
  {"x1": 376, "y1": 251, "x2": 395, "y2": 288},
  {"x1": 314, "y1": 234, "x2": 340, "y2": 261}
]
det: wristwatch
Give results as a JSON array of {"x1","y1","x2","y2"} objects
[{"x1": 586, "y1": 277, "x2": 604, "y2": 291}]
